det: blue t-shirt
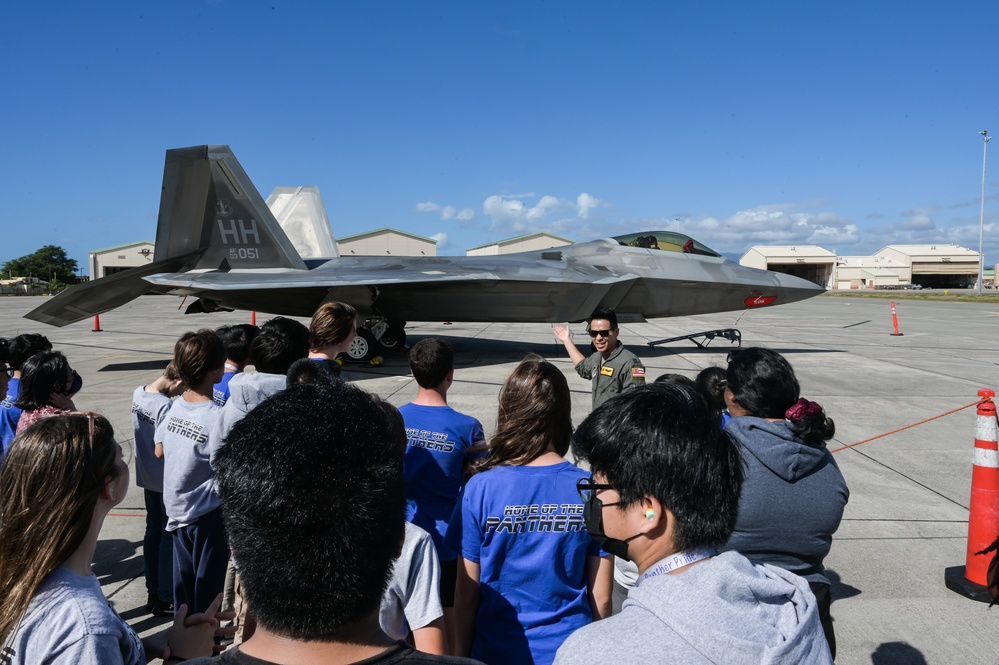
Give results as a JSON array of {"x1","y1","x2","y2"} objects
[
  {"x1": 399, "y1": 403, "x2": 484, "y2": 561},
  {"x1": 212, "y1": 371, "x2": 238, "y2": 406},
  {"x1": 0, "y1": 377, "x2": 23, "y2": 456},
  {"x1": 449, "y1": 461, "x2": 601, "y2": 665}
]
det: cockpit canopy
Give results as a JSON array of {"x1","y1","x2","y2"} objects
[{"x1": 613, "y1": 231, "x2": 721, "y2": 258}]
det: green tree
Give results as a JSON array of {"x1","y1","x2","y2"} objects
[{"x1": 2, "y1": 245, "x2": 79, "y2": 283}]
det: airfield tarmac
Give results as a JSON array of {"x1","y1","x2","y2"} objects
[{"x1": 2, "y1": 293, "x2": 997, "y2": 664}]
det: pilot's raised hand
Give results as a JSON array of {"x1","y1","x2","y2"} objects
[{"x1": 553, "y1": 325, "x2": 573, "y2": 343}]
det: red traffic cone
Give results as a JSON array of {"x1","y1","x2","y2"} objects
[
  {"x1": 945, "y1": 389, "x2": 999, "y2": 601},
  {"x1": 251, "y1": 311, "x2": 257, "y2": 326},
  {"x1": 92, "y1": 314, "x2": 103, "y2": 333}
]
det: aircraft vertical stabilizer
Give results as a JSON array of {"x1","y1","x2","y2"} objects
[
  {"x1": 266, "y1": 186, "x2": 340, "y2": 260},
  {"x1": 154, "y1": 145, "x2": 308, "y2": 271}
]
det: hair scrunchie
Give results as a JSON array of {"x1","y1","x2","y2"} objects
[{"x1": 785, "y1": 398, "x2": 822, "y2": 422}]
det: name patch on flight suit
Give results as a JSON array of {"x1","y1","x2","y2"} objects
[{"x1": 600, "y1": 365, "x2": 615, "y2": 377}]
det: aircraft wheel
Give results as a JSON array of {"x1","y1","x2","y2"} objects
[
  {"x1": 346, "y1": 329, "x2": 376, "y2": 362},
  {"x1": 379, "y1": 323, "x2": 407, "y2": 350}
]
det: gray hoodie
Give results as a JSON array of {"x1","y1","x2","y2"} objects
[
  {"x1": 554, "y1": 551, "x2": 833, "y2": 665},
  {"x1": 220, "y1": 372, "x2": 287, "y2": 435},
  {"x1": 722, "y1": 417, "x2": 849, "y2": 584}
]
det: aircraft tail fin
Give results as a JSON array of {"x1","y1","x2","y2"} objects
[
  {"x1": 155, "y1": 145, "x2": 308, "y2": 271},
  {"x1": 266, "y1": 186, "x2": 340, "y2": 260},
  {"x1": 26, "y1": 145, "x2": 308, "y2": 327}
]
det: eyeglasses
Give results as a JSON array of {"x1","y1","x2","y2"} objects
[
  {"x1": 588, "y1": 329, "x2": 614, "y2": 338},
  {"x1": 576, "y1": 477, "x2": 618, "y2": 503}
]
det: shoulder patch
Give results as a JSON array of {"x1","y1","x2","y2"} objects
[{"x1": 631, "y1": 366, "x2": 646, "y2": 378}]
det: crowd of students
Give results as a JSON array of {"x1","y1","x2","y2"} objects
[{"x1": 0, "y1": 305, "x2": 848, "y2": 665}]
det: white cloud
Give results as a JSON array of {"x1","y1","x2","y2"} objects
[
  {"x1": 417, "y1": 201, "x2": 475, "y2": 222},
  {"x1": 430, "y1": 232, "x2": 449, "y2": 250},
  {"x1": 575, "y1": 193, "x2": 603, "y2": 219}
]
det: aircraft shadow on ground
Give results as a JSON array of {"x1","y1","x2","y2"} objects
[
  {"x1": 99, "y1": 359, "x2": 171, "y2": 372},
  {"x1": 342, "y1": 335, "x2": 845, "y2": 381}
]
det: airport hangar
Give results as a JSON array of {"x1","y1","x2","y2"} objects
[{"x1": 739, "y1": 243, "x2": 988, "y2": 289}]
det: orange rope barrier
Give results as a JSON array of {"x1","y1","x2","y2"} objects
[{"x1": 831, "y1": 401, "x2": 979, "y2": 453}]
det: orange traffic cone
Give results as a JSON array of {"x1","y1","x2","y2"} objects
[
  {"x1": 945, "y1": 389, "x2": 999, "y2": 602},
  {"x1": 251, "y1": 311, "x2": 257, "y2": 326},
  {"x1": 92, "y1": 314, "x2": 103, "y2": 333},
  {"x1": 889, "y1": 301, "x2": 903, "y2": 336}
]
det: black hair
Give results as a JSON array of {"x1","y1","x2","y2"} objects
[
  {"x1": 588, "y1": 306, "x2": 617, "y2": 330},
  {"x1": 13, "y1": 351, "x2": 73, "y2": 411},
  {"x1": 0, "y1": 338, "x2": 9, "y2": 370},
  {"x1": 571, "y1": 383, "x2": 743, "y2": 551},
  {"x1": 215, "y1": 381, "x2": 405, "y2": 639},
  {"x1": 216, "y1": 324, "x2": 260, "y2": 364},
  {"x1": 726, "y1": 347, "x2": 834, "y2": 445},
  {"x1": 654, "y1": 373, "x2": 697, "y2": 390},
  {"x1": 695, "y1": 366, "x2": 727, "y2": 414},
  {"x1": 408, "y1": 338, "x2": 454, "y2": 389},
  {"x1": 8, "y1": 334, "x2": 53, "y2": 372},
  {"x1": 251, "y1": 318, "x2": 310, "y2": 375},
  {"x1": 286, "y1": 358, "x2": 341, "y2": 388}
]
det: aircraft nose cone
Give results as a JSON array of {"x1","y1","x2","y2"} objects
[{"x1": 774, "y1": 271, "x2": 825, "y2": 303}]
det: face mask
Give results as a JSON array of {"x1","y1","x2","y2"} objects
[
  {"x1": 583, "y1": 493, "x2": 638, "y2": 561},
  {"x1": 67, "y1": 370, "x2": 83, "y2": 396}
]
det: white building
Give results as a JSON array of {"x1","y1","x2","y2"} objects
[
  {"x1": 875, "y1": 244, "x2": 979, "y2": 289},
  {"x1": 89, "y1": 241, "x2": 156, "y2": 278},
  {"x1": 466, "y1": 232, "x2": 573, "y2": 256},
  {"x1": 336, "y1": 228, "x2": 437, "y2": 256},
  {"x1": 833, "y1": 255, "x2": 907, "y2": 290},
  {"x1": 739, "y1": 246, "x2": 836, "y2": 287}
]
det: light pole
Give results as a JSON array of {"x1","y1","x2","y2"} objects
[{"x1": 979, "y1": 130, "x2": 992, "y2": 295}]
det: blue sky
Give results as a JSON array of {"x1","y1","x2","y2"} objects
[{"x1": 2, "y1": 2, "x2": 997, "y2": 273}]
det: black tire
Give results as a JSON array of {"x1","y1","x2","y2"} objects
[
  {"x1": 379, "y1": 322, "x2": 407, "y2": 350},
  {"x1": 346, "y1": 328, "x2": 376, "y2": 362}
]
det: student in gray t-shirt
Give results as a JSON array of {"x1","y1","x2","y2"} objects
[
  {"x1": 131, "y1": 362, "x2": 184, "y2": 616},
  {"x1": 155, "y1": 329, "x2": 228, "y2": 615}
]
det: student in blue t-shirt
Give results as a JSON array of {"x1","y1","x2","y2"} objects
[
  {"x1": 399, "y1": 338, "x2": 484, "y2": 650},
  {"x1": 212, "y1": 324, "x2": 259, "y2": 406},
  {"x1": 447, "y1": 358, "x2": 613, "y2": 665},
  {"x1": 0, "y1": 333, "x2": 52, "y2": 457}
]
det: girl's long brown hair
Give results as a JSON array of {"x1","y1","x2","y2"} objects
[
  {"x1": 472, "y1": 357, "x2": 572, "y2": 474},
  {"x1": 0, "y1": 414, "x2": 120, "y2": 646}
]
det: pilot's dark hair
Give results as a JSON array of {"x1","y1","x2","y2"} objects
[
  {"x1": 409, "y1": 338, "x2": 454, "y2": 389},
  {"x1": 251, "y1": 318, "x2": 310, "y2": 375},
  {"x1": 14, "y1": 351, "x2": 73, "y2": 411},
  {"x1": 173, "y1": 330, "x2": 225, "y2": 389},
  {"x1": 573, "y1": 383, "x2": 743, "y2": 551},
  {"x1": 9, "y1": 334, "x2": 53, "y2": 372},
  {"x1": 286, "y1": 358, "x2": 341, "y2": 388},
  {"x1": 588, "y1": 307, "x2": 618, "y2": 329},
  {"x1": 216, "y1": 324, "x2": 259, "y2": 365},
  {"x1": 695, "y1": 366, "x2": 728, "y2": 414},
  {"x1": 726, "y1": 347, "x2": 834, "y2": 445},
  {"x1": 215, "y1": 381, "x2": 405, "y2": 639}
]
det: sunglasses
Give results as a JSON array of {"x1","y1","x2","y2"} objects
[
  {"x1": 576, "y1": 477, "x2": 617, "y2": 503},
  {"x1": 588, "y1": 328, "x2": 614, "y2": 338}
]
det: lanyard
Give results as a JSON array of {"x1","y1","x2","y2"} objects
[{"x1": 637, "y1": 548, "x2": 717, "y2": 585}]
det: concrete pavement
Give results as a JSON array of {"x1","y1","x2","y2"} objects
[{"x1": 2, "y1": 293, "x2": 997, "y2": 663}]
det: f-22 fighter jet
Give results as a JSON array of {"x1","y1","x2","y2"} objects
[{"x1": 27, "y1": 145, "x2": 824, "y2": 359}]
